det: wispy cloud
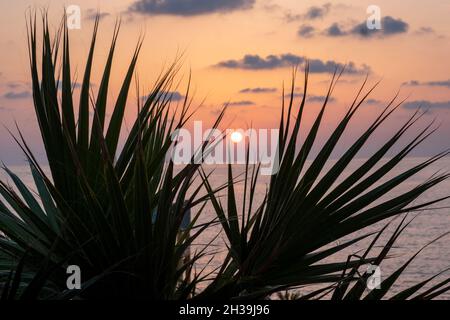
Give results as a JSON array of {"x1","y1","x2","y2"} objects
[
  {"x1": 284, "y1": 93, "x2": 336, "y2": 103},
  {"x1": 414, "y1": 26, "x2": 435, "y2": 35},
  {"x1": 285, "y1": 3, "x2": 331, "y2": 22},
  {"x1": 403, "y1": 79, "x2": 450, "y2": 88},
  {"x1": 403, "y1": 100, "x2": 450, "y2": 110},
  {"x1": 216, "y1": 54, "x2": 302, "y2": 70},
  {"x1": 215, "y1": 54, "x2": 371, "y2": 74},
  {"x1": 365, "y1": 98, "x2": 382, "y2": 105},
  {"x1": 302, "y1": 3, "x2": 331, "y2": 20},
  {"x1": 351, "y1": 16, "x2": 409, "y2": 38},
  {"x1": 298, "y1": 25, "x2": 316, "y2": 38},
  {"x1": 142, "y1": 91, "x2": 185, "y2": 102},
  {"x1": 129, "y1": 0, "x2": 255, "y2": 16},
  {"x1": 2, "y1": 91, "x2": 32, "y2": 100},
  {"x1": 85, "y1": 9, "x2": 110, "y2": 21},
  {"x1": 56, "y1": 80, "x2": 82, "y2": 90},
  {"x1": 318, "y1": 16, "x2": 409, "y2": 39},
  {"x1": 227, "y1": 100, "x2": 255, "y2": 106},
  {"x1": 239, "y1": 87, "x2": 277, "y2": 94},
  {"x1": 5, "y1": 82, "x2": 24, "y2": 89},
  {"x1": 323, "y1": 23, "x2": 347, "y2": 37},
  {"x1": 308, "y1": 95, "x2": 335, "y2": 103}
]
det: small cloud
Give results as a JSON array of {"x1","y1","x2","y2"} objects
[
  {"x1": 239, "y1": 87, "x2": 277, "y2": 93},
  {"x1": 286, "y1": 3, "x2": 331, "y2": 22},
  {"x1": 285, "y1": 93, "x2": 303, "y2": 99},
  {"x1": 284, "y1": 93, "x2": 336, "y2": 103},
  {"x1": 166, "y1": 91, "x2": 185, "y2": 101},
  {"x1": 215, "y1": 54, "x2": 371, "y2": 74},
  {"x1": 324, "y1": 23, "x2": 346, "y2": 37},
  {"x1": 2, "y1": 91, "x2": 32, "y2": 100},
  {"x1": 351, "y1": 16, "x2": 408, "y2": 38},
  {"x1": 308, "y1": 60, "x2": 371, "y2": 75},
  {"x1": 319, "y1": 16, "x2": 409, "y2": 39},
  {"x1": 129, "y1": 0, "x2": 255, "y2": 16},
  {"x1": 163, "y1": 91, "x2": 185, "y2": 101},
  {"x1": 414, "y1": 26, "x2": 444, "y2": 38},
  {"x1": 85, "y1": 9, "x2": 110, "y2": 21},
  {"x1": 403, "y1": 80, "x2": 420, "y2": 86},
  {"x1": 227, "y1": 100, "x2": 255, "y2": 106},
  {"x1": 142, "y1": 91, "x2": 185, "y2": 102},
  {"x1": 415, "y1": 26, "x2": 435, "y2": 35},
  {"x1": 56, "y1": 80, "x2": 82, "y2": 90},
  {"x1": 366, "y1": 98, "x2": 382, "y2": 105},
  {"x1": 403, "y1": 79, "x2": 450, "y2": 88},
  {"x1": 308, "y1": 95, "x2": 335, "y2": 103},
  {"x1": 3, "y1": 81, "x2": 31, "y2": 91},
  {"x1": 303, "y1": 3, "x2": 331, "y2": 20},
  {"x1": 6, "y1": 82, "x2": 23, "y2": 89},
  {"x1": 216, "y1": 54, "x2": 302, "y2": 70},
  {"x1": 284, "y1": 12, "x2": 302, "y2": 23},
  {"x1": 403, "y1": 100, "x2": 450, "y2": 110},
  {"x1": 298, "y1": 25, "x2": 315, "y2": 38},
  {"x1": 317, "y1": 78, "x2": 359, "y2": 85}
]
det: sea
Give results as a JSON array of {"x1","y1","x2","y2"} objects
[{"x1": 1, "y1": 156, "x2": 449, "y2": 299}]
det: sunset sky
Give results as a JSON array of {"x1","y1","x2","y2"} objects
[{"x1": 0, "y1": 0, "x2": 449, "y2": 164}]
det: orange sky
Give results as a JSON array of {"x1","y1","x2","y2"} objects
[{"x1": 0, "y1": 0, "x2": 449, "y2": 164}]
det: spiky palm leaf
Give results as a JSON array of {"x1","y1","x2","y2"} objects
[
  {"x1": 0, "y1": 13, "x2": 222, "y2": 299},
  {"x1": 198, "y1": 66, "x2": 450, "y2": 299}
]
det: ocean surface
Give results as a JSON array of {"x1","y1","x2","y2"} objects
[{"x1": 2, "y1": 156, "x2": 450, "y2": 299}]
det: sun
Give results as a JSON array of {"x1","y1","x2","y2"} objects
[{"x1": 230, "y1": 131, "x2": 243, "y2": 143}]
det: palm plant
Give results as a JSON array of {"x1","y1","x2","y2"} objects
[
  {"x1": 198, "y1": 68, "x2": 450, "y2": 299},
  {"x1": 0, "y1": 13, "x2": 223, "y2": 299},
  {"x1": 0, "y1": 13, "x2": 449, "y2": 300}
]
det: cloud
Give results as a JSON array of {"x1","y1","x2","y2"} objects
[
  {"x1": 415, "y1": 26, "x2": 435, "y2": 35},
  {"x1": 319, "y1": 16, "x2": 409, "y2": 39},
  {"x1": 303, "y1": 3, "x2": 331, "y2": 20},
  {"x1": 143, "y1": 91, "x2": 185, "y2": 102},
  {"x1": 167, "y1": 91, "x2": 185, "y2": 101},
  {"x1": 298, "y1": 25, "x2": 315, "y2": 38},
  {"x1": 227, "y1": 100, "x2": 255, "y2": 106},
  {"x1": 4, "y1": 81, "x2": 31, "y2": 91},
  {"x1": 216, "y1": 54, "x2": 302, "y2": 70},
  {"x1": 403, "y1": 100, "x2": 450, "y2": 110},
  {"x1": 403, "y1": 79, "x2": 450, "y2": 88},
  {"x1": 215, "y1": 54, "x2": 371, "y2": 74},
  {"x1": 351, "y1": 16, "x2": 408, "y2": 38},
  {"x1": 324, "y1": 23, "x2": 346, "y2": 37},
  {"x1": 85, "y1": 9, "x2": 110, "y2": 21},
  {"x1": 239, "y1": 87, "x2": 277, "y2": 93},
  {"x1": 129, "y1": 0, "x2": 255, "y2": 16},
  {"x1": 308, "y1": 95, "x2": 335, "y2": 103},
  {"x1": 284, "y1": 93, "x2": 336, "y2": 103},
  {"x1": 309, "y1": 60, "x2": 370, "y2": 75},
  {"x1": 365, "y1": 98, "x2": 382, "y2": 105},
  {"x1": 286, "y1": 3, "x2": 331, "y2": 22},
  {"x1": 56, "y1": 80, "x2": 82, "y2": 90},
  {"x1": 6, "y1": 82, "x2": 23, "y2": 89},
  {"x1": 161, "y1": 91, "x2": 185, "y2": 101},
  {"x1": 2, "y1": 91, "x2": 32, "y2": 100}
]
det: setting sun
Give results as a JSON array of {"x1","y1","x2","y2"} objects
[{"x1": 230, "y1": 131, "x2": 243, "y2": 143}]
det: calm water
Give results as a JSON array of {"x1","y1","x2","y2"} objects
[{"x1": 2, "y1": 156, "x2": 450, "y2": 299}]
